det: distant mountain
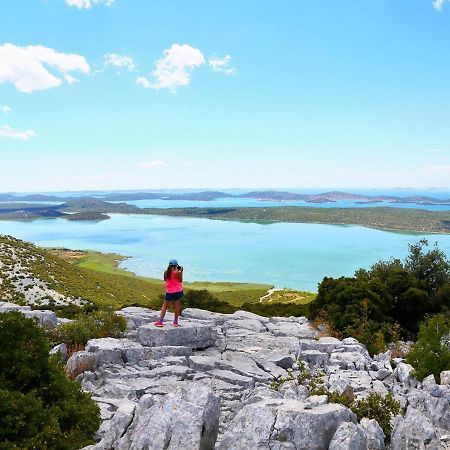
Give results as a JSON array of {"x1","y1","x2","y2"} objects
[
  {"x1": 59, "y1": 198, "x2": 139, "y2": 213},
  {"x1": 238, "y1": 191, "x2": 307, "y2": 200},
  {"x1": 65, "y1": 211, "x2": 110, "y2": 221},
  {"x1": 101, "y1": 190, "x2": 234, "y2": 201},
  {"x1": 2, "y1": 189, "x2": 450, "y2": 206},
  {"x1": 0, "y1": 209, "x2": 66, "y2": 221}
]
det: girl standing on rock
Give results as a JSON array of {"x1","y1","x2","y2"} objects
[{"x1": 154, "y1": 259, "x2": 183, "y2": 327}]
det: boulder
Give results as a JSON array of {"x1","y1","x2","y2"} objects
[
  {"x1": 0, "y1": 302, "x2": 31, "y2": 312},
  {"x1": 219, "y1": 398, "x2": 356, "y2": 450},
  {"x1": 86, "y1": 338, "x2": 144, "y2": 366},
  {"x1": 329, "y1": 351, "x2": 367, "y2": 371},
  {"x1": 65, "y1": 351, "x2": 96, "y2": 379},
  {"x1": 328, "y1": 422, "x2": 368, "y2": 450},
  {"x1": 136, "y1": 322, "x2": 215, "y2": 349},
  {"x1": 394, "y1": 362, "x2": 418, "y2": 388},
  {"x1": 50, "y1": 343, "x2": 68, "y2": 362},
  {"x1": 115, "y1": 381, "x2": 220, "y2": 450},
  {"x1": 23, "y1": 309, "x2": 57, "y2": 328},
  {"x1": 88, "y1": 401, "x2": 136, "y2": 450},
  {"x1": 116, "y1": 307, "x2": 160, "y2": 330},
  {"x1": 390, "y1": 406, "x2": 441, "y2": 450},
  {"x1": 181, "y1": 307, "x2": 227, "y2": 324},
  {"x1": 441, "y1": 370, "x2": 450, "y2": 386},
  {"x1": 223, "y1": 318, "x2": 267, "y2": 333},
  {"x1": 298, "y1": 350, "x2": 329, "y2": 367},
  {"x1": 359, "y1": 418, "x2": 385, "y2": 450},
  {"x1": 407, "y1": 391, "x2": 450, "y2": 431}
]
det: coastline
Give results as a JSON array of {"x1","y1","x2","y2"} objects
[{"x1": 47, "y1": 247, "x2": 316, "y2": 304}]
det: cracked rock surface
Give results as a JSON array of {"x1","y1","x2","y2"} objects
[{"x1": 3, "y1": 302, "x2": 450, "y2": 449}]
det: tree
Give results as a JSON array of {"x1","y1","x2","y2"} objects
[
  {"x1": 406, "y1": 313, "x2": 450, "y2": 381},
  {"x1": 0, "y1": 312, "x2": 100, "y2": 449},
  {"x1": 405, "y1": 239, "x2": 450, "y2": 295}
]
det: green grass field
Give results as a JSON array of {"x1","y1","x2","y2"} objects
[
  {"x1": 1, "y1": 237, "x2": 316, "y2": 317},
  {"x1": 72, "y1": 249, "x2": 273, "y2": 305}
]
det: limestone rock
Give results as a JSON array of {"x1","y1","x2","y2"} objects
[
  {"x1": 86, "y1": 338, "x2": 144, "y2": 366},
  {"x1": 219, "y1": 399, "x2": 356, "y2": 450},
  {"x1": 328, "y1": 422, "x2": 368, "y2": 450},
  {"x1": 394, "y1": 362, "x2": 418, "y2": 387},
  {"x1": 441, "y1": 370, "x2": 450, "y2": 386},
  {"x1": 116, "y1": 381, "x2": 220, "y2": 450},
  {"x1": 359, "y1": 418, "x2": 385, "y2": 450},
  {"x1": 23, "y1": 309, "x2": 57, "y2": 328},
  {"x1": 65, "y1": 351, "x2": 96, "y2": 379},
  {"x1": 390, "y1": 406, "x2": 441, "y2": 450},
  {"x1": 50, "y1": 343, "x2": 68, "y2": 362},
  {"x1": 136, "y1": 322, "x2": 215, "y2": 349}
]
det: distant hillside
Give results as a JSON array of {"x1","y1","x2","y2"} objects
[
  {"x1": 2, "y1": 189, "x2": 450, "y2": 205},
  {"x1": 65, "y1": 211, "x2": 110, "y2": 221},
  {"x1": 140, "y1": 206, "x2": 450, "y2": 234},
  {"x1": 0, "y1": 236, "x2": 273, "y2": 314},
  {"x1": 0, "y1": 235, "x2": 165, "y2": 309}
]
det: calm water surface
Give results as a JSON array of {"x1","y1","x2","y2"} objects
[{"x1": 1, "y1": 214, "x2": 450, "y2": 291}]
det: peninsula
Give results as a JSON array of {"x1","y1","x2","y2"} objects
[{"x1": 1, "y1": 194, "x2": 450, "y2": 234}]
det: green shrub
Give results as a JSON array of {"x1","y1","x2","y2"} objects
[
  {"x1": 351, "y1": 393, "x2": 402, "y2": 442},
  {"x1": 48, "y1": 308, "x2": 127, "y2": 347},
  {"x1": 406, "y1": 313, "x2": 450, "y2": 381},
  {"x1": 310, "y1": 241, "x2": 450, "y2": 344},
  {"x1": 182, "y1": 290, "x2": 236, "y2": 313},
  {"x1": 328, "y1": 391, "x2": 401, "y2": 442},
  {"x1": 0, "y1": 312, "x2": 100, "y2": 449}
]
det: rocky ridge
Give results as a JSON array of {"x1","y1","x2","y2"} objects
[{"x1": 2, "y1": 302, "x2": 450, "y2": 449}]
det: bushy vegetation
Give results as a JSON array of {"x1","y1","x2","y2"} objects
[
  {"x1": 270, "y1": 360, "x2": 401, "y2": 442},
  {"x1": 328, "y1": 391, "x2": 402, "y2": 441},
  {"x1": 181, "y1": 289, "x2": 312, "y2": 318},
  {"x1": 0, "y1": 312, "x2": 100, "y2": 449},
  {"x1": 48, "y1": 308, "x2": 127, "y2": 347},
  {"x1": 309, "y1": 240, "x2": 450, "y2": 354},
  {"x1": 406, "y1": 313, "x2": 450, "y2": 381}
]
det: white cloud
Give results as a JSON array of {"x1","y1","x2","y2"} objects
[
  {"x1": 137, "y1": 44, "x2": 205, "y2": 92},
  {"x1": 0, "y1": 125, "x2": 35, "y2": 140},
  {"x1": 137, "y1": 160, "x2": 167, "y2": 169},
  {"x1": 208, "y1": 54, "x2": 236, "y2": 75},
  {"x1": 425, "y1": 148, "x2": 445, "y2": 153},
  {"x1": 66, "y1": 0, "x2": 115, "y2": 9},
  {"x1": 0, "y1": 43, "x2": 90, "y2": 93},
  {"x1": 104, "y1": 53, "x2": 136, "y2": 71},
  {"x1": 433, "y1": 0, "x2": 449, "y2": 10},
  {"x1": 136, "y1": 76, "x2": 151, "y2": 88},
  {"x1": 1, "y1": 105, "x2": 12, "y2": 113}
]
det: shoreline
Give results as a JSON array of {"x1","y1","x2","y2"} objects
[{"x1": 47, "y1": 247, "x2": 317, "y2": 302}]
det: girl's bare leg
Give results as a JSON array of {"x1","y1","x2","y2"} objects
[
  {"x1": 174, "y1": 300, "x2": 181, "y2": 323},
  {"x1": 159, "y1": 301, "x2": 169, "y2": 321}
]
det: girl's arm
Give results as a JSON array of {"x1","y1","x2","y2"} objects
[{"x1": 174, "y1": 268, "x2": 183, "y2": 282}]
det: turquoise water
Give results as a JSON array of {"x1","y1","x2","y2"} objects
[{"x1": 1, "y1": 214, "x2": 450, "y2": 291}]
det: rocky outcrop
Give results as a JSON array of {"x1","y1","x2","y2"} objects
[
  {"x1": 73, "y1": 306, "x2": 450, "y2": 448},
  {"x1": 0, "y1": 301, "x2": 57, "y2": 327},
  {"x1": 3, "y1": 301, "x2": 450, "y2": 449},
  {"x1": 219, "y1": 400, "x2": 356, "y2": 450}
]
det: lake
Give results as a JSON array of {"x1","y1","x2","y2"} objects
[{"x1": 1, "y1": 213, "x2": 450, "y2": 291}]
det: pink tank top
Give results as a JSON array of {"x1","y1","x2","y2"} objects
[{"x1": 165, "y1": 270, "x2": 183, "y2": 293}]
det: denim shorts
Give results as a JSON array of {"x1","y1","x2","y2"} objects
[{"x1": 165, "y1": 291, "x2": 184, "y2": 301}]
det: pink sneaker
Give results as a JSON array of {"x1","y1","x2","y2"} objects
[
  {"x1": 154, "y1": 321, "x2": 164, "y2": 327},
  {"x1": 173, "y1": 321, "x2": 179, "y2": 327}
]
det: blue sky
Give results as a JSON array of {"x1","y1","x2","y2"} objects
[{"x1": 1, "y1": 0, "x2": 450, "y2": 192}]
